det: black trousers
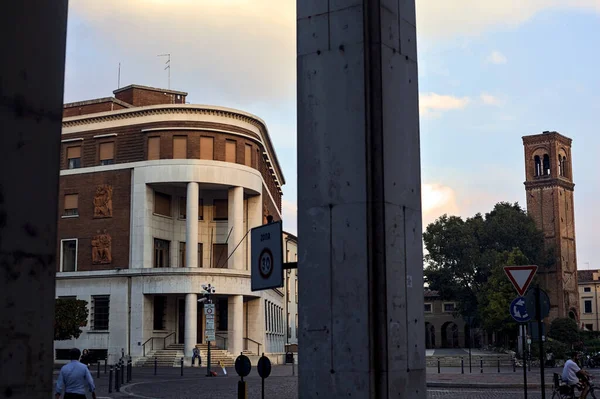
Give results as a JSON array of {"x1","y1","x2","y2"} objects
[{"x1": 64, "y1": 393, "x2": 87, "y2": 399}]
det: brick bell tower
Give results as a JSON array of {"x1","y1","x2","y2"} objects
[{"x1": 522, "y1": 131, "x2": 579, "y2": 322}]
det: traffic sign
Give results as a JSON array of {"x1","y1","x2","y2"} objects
[
  {"x1": 251, "y1": 221, "x2": 283, "y2": 291},
  {"x1": 525, "y1": 287, "x2": 551, "y2": 320},
  {"x1": 257, "y1": 355, "x2": 272, "y2": 379},
  {"x1": 235, "y1": 354, "x2": 252, "y2": 377},
  {"x1": 509, "y1": 296, "x2": 532, "y2": 323},
  {"x1": 504, "y1": 265, "x2": 538, "y2": 296},
  {"x1": 204, "y1": 303, "x2": 216, "y2": 342}
]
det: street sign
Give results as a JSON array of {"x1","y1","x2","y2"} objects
[
  {"x1": 257, "y1": 355, "x2": 272, "y2": 379},
  {"x1": 204, "y1": 303, "x2": 216, "y2": 342},
  {"x1": 510, "y1": 296, "x2": 532, "y2": 323},
  {"x1": 204, "y1": 303, "x2": 215, "y2": 315},
  {"x1": 525, "y1": 288, "x2": 551, "y2": 320},
  {"x1": 235, "y1": 354, "x2": 252, "y2": 377},
  {"x1": 251, "y1": 221, "x2": 283, "y2": 291},
  {"x1": 504, "y1": 265, "x2": 538, "y2": 296}
]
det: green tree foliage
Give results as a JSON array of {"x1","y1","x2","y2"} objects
[
  {"x1": 54, "y1": 298, "x2": 89, "y2": 341},
  {"x1": 548, "y1": 317, "x2": 580, "y2": 345},
  {"x1": 423, "y1": 202, "x2": 546, "y2": 326}
]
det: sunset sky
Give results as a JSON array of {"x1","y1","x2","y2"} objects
[{"x1": 64, "y1": 1, "x2": 600, "y2": 269}]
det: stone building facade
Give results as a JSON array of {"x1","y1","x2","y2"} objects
[
  {"x1": 283, "y1": 232, "x2": 298, "y2": 350},
  {"x1": 522, "y1": 131, "x2": 579, "y2": 321},
  {"x1": 54, "y1": 84, "x2": 287, "y2": 363},
  {"x1": 578, "y1": 270, "x2": 600, "y2": 331}
]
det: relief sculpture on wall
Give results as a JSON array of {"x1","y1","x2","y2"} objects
[
  {"x1": 94, "y1": 184, "x2": 113, "y2": 218},
  {"x1": 92, "y1": 231, "x2": 112, "y2": 264}
]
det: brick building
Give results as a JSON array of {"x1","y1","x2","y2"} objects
[
  {"x1": 522, "y1": 131, "x2": 579, "y2": 321},
  {"x1": 55, "y1": 84, "x2": 287, "y2": 364}
]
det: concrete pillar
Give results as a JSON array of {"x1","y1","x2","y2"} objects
[
  {"x1": 228, "y1": 295, "x2": 244, "y2": 356},
  {"x1": 184, "y1": 294, "x2": 197, "y2": 359},
  {"x1": 246, "y1": 298, "x2": 265, "y2": 354},
  {"x1": 246, "y1": 194, "x2": 263, "y2": 270},
  {"x1": 228, "y1": 186, "x2": 244, "y2": 270},
  {"x1": 186, "y1": 182, "x2": 199, "y2": 268},
  {"x1": 0, "y1": 2, "x2": 68, "y2": 398},
  {"x1": 297, "y1": 1, "x2": 425, "y2": 397}
]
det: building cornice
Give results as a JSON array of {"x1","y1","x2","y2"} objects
[
  {"x1": 62, "y1": 104, "x2": 286, "y2": 186},
  {"x1": 524, "y1": 178, "x2": 575, "y2": 191},
  {"x1": 522, "y1": 131, "x2": 572, "y2": 147}
]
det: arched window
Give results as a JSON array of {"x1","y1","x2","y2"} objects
[
  {"x1": 543, "y1": 154, "x2": 550, "y2": 175},
  {"x1": 534, "y1": 155, "x2": 541, "y2": 177},
  {"x1": 562, "y1": 156, "x2": 567, "y2": 177},
  {"x1": 558, "y1": 156, "x2": 563, "y2": 176}
]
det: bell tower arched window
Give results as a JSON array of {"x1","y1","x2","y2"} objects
[
  {"x1": 534, "y1": 155, "x2": 541, "y2": 177},
  {"x1": 543, "y1": 154, "x2": 550, "y2": 175},
  {"x1": 559, "y1": 156, "x2": 567, "y2": 177}
]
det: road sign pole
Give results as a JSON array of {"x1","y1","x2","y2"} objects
[
  {"x1": 522, "y1": 325, "x2": 528, "y2": 399},
  {"x1": 536, "y1": 284, "x2": 546, "y2": 399}
]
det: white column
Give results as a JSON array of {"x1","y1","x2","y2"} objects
[
  {"x1": 228, "y1": 186, "x2": 244, "y2": 270},
  {"x1": 247, "y1": 194, "x2": 263, "y2": 270},
  {"x1": 184, "y1": 294, "x2": 197, "y2": 360},
  {"x1": 228, "y1": 295, "x2": 244, "y2": 356},
  {"x1": 186, "y1": 182, "x2": 199, "y2": 268}
]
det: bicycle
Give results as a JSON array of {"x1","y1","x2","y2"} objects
[{"x1": 552, "y1": 373, "x2": 598, "y2": 399}]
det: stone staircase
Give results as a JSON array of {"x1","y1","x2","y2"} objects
[
  {"x1": 138, "y1": 344, "x2": 183, "y2": 367},
  {"x1": 196, "y1": 343, "x2": 254, "y2": 368}
]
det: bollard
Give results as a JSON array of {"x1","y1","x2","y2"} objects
[
  {"x1": 181, "y1": 357, "x2": 184, "y2": 377},
  {"x1": 105, "y1": 357, "x2": 108, "y2": 374},
  {"x1": 97, "y1": 361, "x2": 101, "y2": 379},
  {"x1": 437, "y1": 358, "x2": 440, "y2": 374},
  {"x1": 129, "y1": 358, "x2": 133, "y2": 382},
  {"x1": 497, "y1": 357, "x2": 500, "y2": 373},
  {"x1": 115, "y1": 364, "x2": 120, "y2": 392},
  {"x1": 121, "y1": 360, "x2": 125, "y2": 385},
  {"x1": 154, "y1": 356, "x2": 157, "y2": 376},
  {"x1": 480, "y1": 358, "x2": 483, "y2": 373},
  {"x1": 238, "y1": 381, "x2": 248, "y2": 399},
  {"x1": 126, "y1": 359, "x2": 130, "y2": 383},
  {"x1": 108, "y1": 366, "x2": 113, "y2": 394},
  {"x1": 513, "y1": 358, "x2": 516, "y2": 372},
  {"x1": 461, "y1": 358, "x2": 464, "y2": 374}
]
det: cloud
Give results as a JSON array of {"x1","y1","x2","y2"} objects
[
  {"x1": 422, "y1": 184, "x2": 460, "y2": 226},
  {"x1": 282, "y1": 200, "x2": 297, "y2": 235},
  {"x1": 416, "y1": 1, "x2": 600, "y2": 39},
  {"x1": 480, "y1": 92, "x2": 502, "y2": 106},
  {"x1": 420, "y1": 93, "x2": 470, "y2": 117},
  {"x1": 486, "y1": 51, "x2": 507, "y2": 65}
]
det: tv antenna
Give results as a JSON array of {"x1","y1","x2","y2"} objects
[{"x1": 157, "y1": 53, "x2": 171, "y2": 89}]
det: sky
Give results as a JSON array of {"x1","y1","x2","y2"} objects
[{"x1": 64, "y1": 0, "x2": 600, "y2": 270}]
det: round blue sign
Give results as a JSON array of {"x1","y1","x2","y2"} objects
[{"x1": 509, "y1": 296, "x2": 532, "y2": 323}]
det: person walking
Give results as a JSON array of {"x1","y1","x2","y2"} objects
[{"x1": 55, "y1": 348, "x2": 97, "y2": 399}]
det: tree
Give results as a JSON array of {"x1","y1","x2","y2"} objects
[
  {"x1": 548, "y1": 317, "x2": 580, "y2": 345},
  {"x1": 54, "y1": 298, "x2": 89, "y2": 341},
  {"x1": 423, "y1": 202, "x2": 546, "y2": 327}
]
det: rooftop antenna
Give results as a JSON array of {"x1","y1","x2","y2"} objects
[
  {"x1": 157, "y1": 53, "x2": 171, "y2": 89},
  {"x1": 117, "y1": 62, "x2": 121, "y2": 88}
]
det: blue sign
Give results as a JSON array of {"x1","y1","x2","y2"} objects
[{"x1": 509, "y1": 296, "x2": 532, "y2": 323}]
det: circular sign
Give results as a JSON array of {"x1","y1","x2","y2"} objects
[
  {"x1": 235, "y1": 354, "x2": 251, "y2": 377},
  {"x1": 525, "y1": 288, "x2": 551, "y2": 320},
  {"x1": 509, "y1": 296, "x2": 532, "y2": 323},
  {"x1": 258, "y1": 248, "x2": 274, "y2": 279},
  {"x1": 257, "y1": 356, "x2": 272, "y2": 379}
]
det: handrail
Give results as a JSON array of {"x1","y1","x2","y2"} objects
[
  {"x1": 142, "y1": 337, "x2": 154, "y2": 357},
  {"x1": 163, "y1": 331, "x2": 176, "y2": 350},
  {"x1": 244, "y1": 337, "x2": 262, "y2": 355},
  {"x1": 215, "y1": 334, "x2": 228, "y2": 350}
]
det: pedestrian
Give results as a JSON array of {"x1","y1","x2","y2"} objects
[
  {"x1": 80, "y1": 349, "x2": 91, "y2": 367},
  {"x1": 192, "y1": 347, "x2": 201, "y2": 366},
  {"x1": 55, "y1": 348, "x2": 97, "y2": 399}
]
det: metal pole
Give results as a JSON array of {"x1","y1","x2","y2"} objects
[
  {"x1": 497, "y1": 357, "x2": 500, "y2": 373},
  {"x1": 181, "y1": 357, "x2": 184, "y2": 376},
  {"x1": 480, "y1": 358, "x2": 483, "y2": 373},
  {"x1": 115, "y1": 364, "x2": 120, "y2": 392},
  {"x1": 97, "y1": 361, "x2": 101, "y2": 378},
  {"x1": 536, "y1": 285, "x2": 546, "y2": 399},
  {"x1": 437, "y1": 358, "x2": 440, "y2": 374},
  {"x1": 262, "y1": 377, "x2": 265, "y2": 399},
  {"x1": 461, "y1": 358, "x2": 464, "y2": 374},
  {"x1": 105, "y1": 357, "x2": 108, "y2": 374},
  {"x1": 121, "y1": 360, "x2": 124, "y2": 385},
  {"x1": 292, "y1": 354, "x2": 295, "y2": 376},
  {"x1": 108, "y1": 366, "x2": 113, "y2": 394},
  {"x1": 154, "y1": 356, "x2": 157, "y2": 375},
  {"x1": 522, "y1": 325, "x2": 528, "y2": 399},
  {"x1": 469, "y1": 334, "x2": 472, "y2": 373}
]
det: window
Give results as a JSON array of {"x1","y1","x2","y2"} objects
[
  {"x1": 534, "y1": 155, "x2": 541, "y2": 177},
  {"x1": 91, "y1": 295, "x2": 110, "y2": 331},
  {"x1": 154, "y1": 238, "x2": 170, "y2": 268},
  {"x1": 244, "y1": 144, "x2": 252, "y2": 167},
  {"x1": 443, "y1": 303, "x2": 455, "y2": 312},
  {"x1": 67, "y1": 146, "x2": 81, "y2": 169},
  {"x1": 148, "y1": 137, "x2": 160, "y2": 160},
  {"x1": 60, "y1": 239, "x2": 77, "y2": 272},
  {"x1": 153, "y1": 296, "x2": 166, "y2": 330},
  {"x1": 287, "y1": 313, "x2": 291, "y2": 339},
  {"x1": 179, "y1": 242, "x2": 186, "y2": 267},
  {"x1": 585, "y1": 287, "x2": 592, "y2": 293},
  {"x1": 198, "y1": 243, "x2": 203, "y2": 268},
  {"x1": 295, "y1": 278, "x2": 298, "y2": 303},
  {"x1": 213, "y1": 199, "x2": 228, "y2": 221},
  {"x1": 543, "y1": 154, "x2": 550, "y2": 175},
  {"x1": 218, "y1": 299, "x2": 228, "y2": 331},
  {"x1": 585, "y1": 300, "x2": 593, "y2": 314},
  {"x1": 173, "y1": 136, "x2": 187, "y2": 159},
  {"x1": 212, "y1": 243, "x2": 228, "y2": 268},
  {"x1": 179, "y1": 197, "x2": 203, "y2": 220},
  {"x1": 63, "y1": 194, "x2": 78, "y2": 216},
  {"x1": 424, "y1": 303, "x2": 432, "y2": 313},
  {"x1": 586, "y1": 324, "x2": 594, "y2": 331},
  {"x1": 99, "y1": 142, "x2": 115, "y2": 165},
  {"x1": 295, "y1": 313, "x2": 298, "y2": 338},
  {"x1": 154, "y1": 191, "x2": 172, "y2": 217},
  {"x1": 225, "y1": 140, "x2": 236, "y2": 163},
  {"x1": 286, "y1": 276, "x2": 290, "y2": 301},
  {"x1": 200, "y1": 137, "x2": 214, "y2": 160}
]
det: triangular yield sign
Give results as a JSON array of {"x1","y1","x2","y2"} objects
[{"x1": 504, "y1": 265, "x2": 538, "y2": 296}]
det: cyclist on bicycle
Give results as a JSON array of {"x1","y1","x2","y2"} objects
[{"x1": 563, "y1": 352, "x2": 592, "y2": 398}]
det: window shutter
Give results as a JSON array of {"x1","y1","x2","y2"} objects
[
  {"x1": 148, "y1": 137, "x2": 160, "y2": 160},
  {"x1": 200, "y1": 137, "x2": 214, "y2": 160},
  {"x1": 225, "y1": 140, "x2": 236, "y2": 163},
  {"x1": 99, "y1": 142, "x2": 114, "y2": 161},
  {"x1": 173, "y1": 136, "x2": 187, "y2": 159},
  {"x1": 67, "y1": 146, "x2": 81, "y2": 159},
  {"x1": 244, "y1": 144, "x2": 252, "y2": 167},
  {"x1": 64, "y1": 194, "x2": 78, "y2": 210}
]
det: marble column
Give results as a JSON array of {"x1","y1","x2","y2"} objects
[
  {"x1": 297, "y1": 0, "x2": 425, "y2": 397},
  {"x1": 228, "y1": 295, "x2": 244, "y2": 356},
  {"x1": 228, "y1": 186, "x2": 244, "y2": 270},
  {"x1": 246, "y1": 194, "x2": 263, "y2": 270},
  {"x1": 186, "y1": 182, "x2": 199, "y2": 268},
  {"x1": 0, "y1": 2, "x2": 68, "y2": 398},
  {"x1": 184, "y1": 294, "x2": 198, "y2": 360}
]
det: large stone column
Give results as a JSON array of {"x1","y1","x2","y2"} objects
[
  {"x1": 297, "y1": 1, "x2": 425, "y2": 398},
  {"x1": 0, "y1": 2, "x2": 68, "y2": 398},
  {"x1": 228, "y1": 295, "x2": 244, "y2": 356},
  {"x1": 184, "y1": 294, "x2": 198, "y2": 360},
  {"x1": 186, "y1": 182, "x2": 199, "y2": 268},
  {"x1": 246, "y1": 194, "x2": 263, "y2": 270},
  {"x1": 228, "y1": 186, "x2": 244, "y2": 270}
]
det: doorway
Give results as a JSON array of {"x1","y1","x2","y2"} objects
[{"x1": 177, "y1": 298, "x2": 204, "y2": 344}]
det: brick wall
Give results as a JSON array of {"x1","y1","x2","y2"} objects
[
  {"x1": 114, "y1": 87, "x2": 185, "y2": 107},
  {"x1": 63, "y1": 101, "x2": 128, "y2": 118},
  {"x1": 57, "y1": 169, "x2": 132, "y2": 271}
]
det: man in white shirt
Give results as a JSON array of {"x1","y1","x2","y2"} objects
[{"x1": 562, "y1": 352, "x2": 590, "y2": 398}]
